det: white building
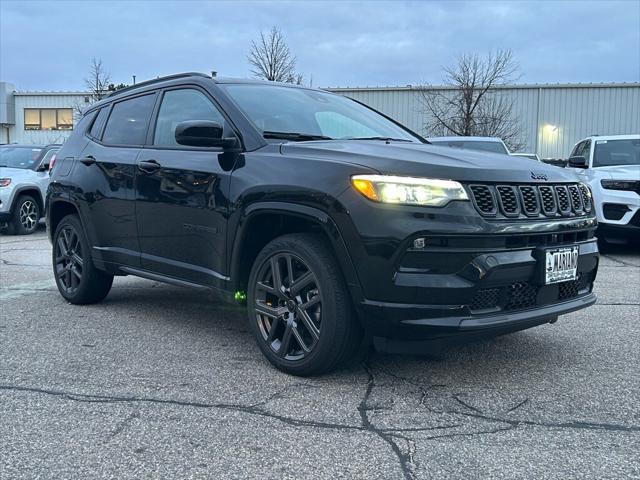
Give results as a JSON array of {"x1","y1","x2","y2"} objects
[
  {"x1": 328, "y1": 83, "x2": 640, "y2": 159},
  {"x1": 2, "y1": 79, "x2": 638, "y2": 159},
  {"x1": 0, "y1": 81, "x2": 90, "y2": 145}
]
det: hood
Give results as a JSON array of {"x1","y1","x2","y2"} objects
[
  {"x1": 0, "y1": 167, "x2": 39, "y2": 181},
  {"x1": 280, "y1": 141, "x2": 579, "y2": 183},
  {"x1": 592, "y1": 165, "x2": 640, "y2": 180}
]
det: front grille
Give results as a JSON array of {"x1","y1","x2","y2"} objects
[
  {"x1": 469, "y1": 185, "x2": 496, "y2": 215},
  {"x1": 555, "y1": 186, "x2": 571, "y2": 214},
  {"x1": 469, "y1": 183, "x2": 592, "y2": 219},
  {"x1": 538, "y1": 186, "x2": 557, "y2": 215},
  {"x1": 568, "y1": 185, "x2": 584, "y2": 214},
  {"x1": 496, "y1": 186, "x2": 519, "y2": 216},
  {"x1": 469, "y1": 288, "x2": 501, "y2": 311},
  {"x1": 519, "y1": 186, "x2": 540, "y2": 216},
  {"x1": 578, "y1": 184, "x2": 592, "y2": 213},
  {"x1": 469, "y1": 273, "x2": 593, "y2": 314},
  {"x1": 505, "y1": 282, "x2": 539, "y2": 310}
]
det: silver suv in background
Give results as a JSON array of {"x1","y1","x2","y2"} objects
[
  {"x1": 567, "y1": 134, "x2": 640, "y2": 245},
  {"x1": 0, "y1": 144, "x2": 60, "y2": 235}
]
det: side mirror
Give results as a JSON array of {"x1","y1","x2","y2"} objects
[
  {"x1": 175, "y1": 120, "x2": 237, "y2": 149},
  {"x1": 568, "y1": 156, "x2": 587, "y2": 168},
  {"x1": 36, "y1": 163, "x2": 49, "y2": 172}
]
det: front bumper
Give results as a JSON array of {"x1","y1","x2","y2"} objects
[{"x1": 354, "y1": 236, "x2": 599, "y2": 340}]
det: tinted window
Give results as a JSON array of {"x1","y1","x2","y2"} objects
[
  {"x1": 153, "y1": 89, "x2": 226, "y2": 146},
  {"x1": 593, "y1": 139, "x2": 640, "y2": 167},
  {"x1": 581, "y1": 140, "x2": 591, "y2": 162},
  {"x1": 102, "y1": 94, "x2": 156, "y2": 145},
  {"x1": 0, "y1": 146, "x2": 43, "y2": 169},
  {"x1": 89, "y1": 107, "x2": 110, "y2": 139},
  {"x1": 40, "y1": 148, "x2": 59, "y2": 166},
  {"x1": 222, "y1": 84, "x2": 418, "y2": 141}
]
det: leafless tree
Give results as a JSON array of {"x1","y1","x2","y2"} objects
[
  {"x1": 248, "y1": 27, "x2": 303, "y2": 84},
  {"x1": 84, "y1": 58, "x2": 112, "y2": 101},
  {"x1": 419, "y1": 49, "x2": 524, "y2": 151}
]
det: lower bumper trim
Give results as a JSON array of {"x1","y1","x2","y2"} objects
[{"x1": 359, "y1": 293, "x2": 597, "y2": 340}]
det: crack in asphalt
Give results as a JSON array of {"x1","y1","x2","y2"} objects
[
  {"x1": 506, "y1": 398, "x2": 529, "y2": 413},
  {"x1": 0, "y1": 258, "x2": 48, "y2": 267},
  {"x1": 381, "y1": 371, "x2": 640, "y2": 435},
  {"x1": 602, "y1": 254, "x2": 640, "y2": 268},
  {"x1": 358, "y1": 365, "x2": 418, "y2": 480}
]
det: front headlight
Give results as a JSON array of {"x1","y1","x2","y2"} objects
[
  {"x1": 0, "y1": 178, "x2": 11, "y2": 187},
  {"x1": 351, "y1": 174, "x2": 468, "y2": 206},
  {"x1": 601, "y1": 179, "x2": 639, "y2": 193}
]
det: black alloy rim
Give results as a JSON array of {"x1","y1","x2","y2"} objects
[
  {"x1": 55, "y1": 226, "x2": 84, "y2": 294},
  {"x1": 254, "y1": 252, "x2": 322, "y2": 360}
]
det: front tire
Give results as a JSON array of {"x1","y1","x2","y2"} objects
[
  {"x1": 9, "y1": 195, "x2": 40, "y2": 235},
  {"x1": 52, "y1": 215, "x2": 114, "y2": 304},
  {"x1": 247, "y1": 233, "x2": 362, "y2": 376}
]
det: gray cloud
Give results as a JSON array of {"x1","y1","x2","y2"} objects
[{"x1": 1, "y1": 0, "x2": 638, "y2": 90}]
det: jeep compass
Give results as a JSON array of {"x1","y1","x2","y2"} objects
[{"x1": 46, "y1": 73, "x2": 598, "y2": 375}]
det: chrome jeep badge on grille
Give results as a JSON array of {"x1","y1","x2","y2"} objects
[{"x1": 530, "y1": 172, "x2": 548, "y2": 181}]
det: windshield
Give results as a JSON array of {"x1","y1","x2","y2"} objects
[
  {"x1": 593, "y1": 139, "x2": 640, "y2": 167},
  {"x1": 0, "y1": 146, "x2": 43, "y2": 169},
  {"x1": 221, "y1": 84, "x2": 419, "y2": 142},
  {"x1": 430, "y1": 140, "x2": 509, "y2": 155}
]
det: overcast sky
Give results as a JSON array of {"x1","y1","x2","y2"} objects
[{"x1": 1, "y1": 0, "x2": 639, "y2": 91}]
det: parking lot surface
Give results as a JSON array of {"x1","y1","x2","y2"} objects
[{"x1": 1, "y1": 229, "x2": 639, "y2": 479}]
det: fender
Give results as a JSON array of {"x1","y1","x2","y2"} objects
[
  {"x1": 45, "y1": 194, "x2": 86, "y2": 243},
  {"x1": 10, "y1": 185, "x2": 45, "y2": 214},
  {"x1": 229, "y1": 201, "x2": 365, "y2": 304}
]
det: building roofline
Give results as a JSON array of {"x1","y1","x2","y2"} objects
[
  {"x1": 13, "y1": 91, "x2": 88, "y2": 96},
  {"x1": 326, "y1": 82, "x2": 640, "y2": 92}
]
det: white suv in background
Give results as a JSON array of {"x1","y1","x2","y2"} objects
[{"x1": 567, "y1": 134, "x2": 640, "y2": 245}]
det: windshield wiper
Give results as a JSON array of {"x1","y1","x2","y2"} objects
[
  {"x1": 344, "y1": 136, "x2": 414, "y2": 142},
  {"x1": 263, "y1": 131, "x2": 333, "y2": 141}
]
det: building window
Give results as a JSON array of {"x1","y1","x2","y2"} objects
[{"x1": 24, "y1": 108, "x2": 74, "y2": 130}]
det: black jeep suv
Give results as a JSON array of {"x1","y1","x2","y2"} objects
[{"x1": 46, "y1": 73, "x2": 598, "y2": 375}]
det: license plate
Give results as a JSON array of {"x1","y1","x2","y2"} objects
[{"x1": 544, "y1": 246, "x2": 579, "y2": 284}]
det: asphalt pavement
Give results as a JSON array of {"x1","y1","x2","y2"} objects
[{"x1": 1, "y1": 229, "x2": 639, "y2": 479}]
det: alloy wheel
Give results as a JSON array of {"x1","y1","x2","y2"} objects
[
  {"x1": 19, "y1": 200, "x2": 38, "y2": 231},
  {"x1": 55, "y1": 226, "x2": 84, "y2": 294},
  {"x1": 254, "y1": 252, "x2": 322, "y2": 361}
]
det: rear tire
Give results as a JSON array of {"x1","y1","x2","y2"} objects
[
  {"x1": 247, "y1": 233, "x2": 362, "y2": 376},
  {"x1": 52, "y1": 214, "x2": 114, "y2": 304},
  {"x1": 9, "y1": 195, "x2": 40, "y2": 235}
]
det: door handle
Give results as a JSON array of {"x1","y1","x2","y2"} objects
[
  {"x1": 138, "y1": 160, "x2": 161, "y2": 174},
  {"x1": 80, "y1": 155, "x2": 96, "y2": 166}
]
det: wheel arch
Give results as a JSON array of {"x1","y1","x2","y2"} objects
[
  {"x1": 47, "y1": 198, "x2": 81, "y2": 243},
  {"x1": 11, "y1": 186, "x2": 45, "y2": 216},
  {"x1": 229, "y1": 202, "x2": 364, "y2": 304}
]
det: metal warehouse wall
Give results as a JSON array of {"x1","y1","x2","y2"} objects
[
  {"x1": 10, "y1": 92, "x2": 88, "y2": 145},
  {"x1": 328, "y1": 84, "x2": 640, "y2": 159}
]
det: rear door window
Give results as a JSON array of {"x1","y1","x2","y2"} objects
[{"x1": 102, "y1": 94, "x2": 156, "y2": 146}]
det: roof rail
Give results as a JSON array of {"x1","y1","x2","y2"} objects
[{"x1": 106, "y1": 72, "x2": 211, "y2": 98}]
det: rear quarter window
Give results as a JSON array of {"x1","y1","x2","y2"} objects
[{"x1": 88, "y1": 107, "x2": 110, "y2": 139}]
